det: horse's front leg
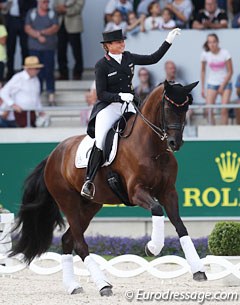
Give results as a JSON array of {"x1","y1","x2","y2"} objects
[
  {"x1": 163, "y1": 187, "x2": 207, "y2": 282},
  {"x1": 129, "y1": 184, "x2": 165, "y2": 256}
]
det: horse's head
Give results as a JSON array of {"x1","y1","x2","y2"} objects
[{"x1": 162, "y1": 80, "x2": 198, "y2": 152}]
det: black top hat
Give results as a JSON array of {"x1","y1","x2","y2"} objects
[{"x1": 100, "y1": 29, "x2": 126, "y2": 43}]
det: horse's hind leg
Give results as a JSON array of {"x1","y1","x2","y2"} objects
[
  {"x1": 61, "y1": 228, "x2": 83, "y2": 294},
  {"x1": 145, "y1": 204, "x2": 165, "y2": 257},
  {"x1": 58, "y1": 192, "x2": 113, "y2": 296},
  {"x1": 163, "y1": 190, "x2": 207, "y2": 282}
]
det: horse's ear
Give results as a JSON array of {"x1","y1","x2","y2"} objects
[
  {"x1": 184, "y1": 81, "x2": 199, "y2": 93},
  {"x1": 164, "y1": 79, "x2": 171, "y2": 90}
]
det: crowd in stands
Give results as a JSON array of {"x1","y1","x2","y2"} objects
[
  {"x1": 0, "y1": 0, "x2": 240, "y2": 128},
  {"x1": 104, "y1": 0, "x2": 240, "y2": 32}
]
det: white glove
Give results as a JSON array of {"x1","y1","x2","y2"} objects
[
  {"x1": 165, "y1": 28, "x2": 181, "y2": 44},
  {"x1": 119, "y1": 93, "x2": 134, "y2": 103}
]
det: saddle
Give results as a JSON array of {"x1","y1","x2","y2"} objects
[{"x1": 75, "y1": 112, "x2": 135, "y2": 206}]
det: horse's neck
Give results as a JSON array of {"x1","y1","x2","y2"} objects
[
  {"x1": 140, "y1": 88, "x2": 162, "y2": 125},
  {"x1": 131, "y1": 86, "x2": 166, "y2": 151}
]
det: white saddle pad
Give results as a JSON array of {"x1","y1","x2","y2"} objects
[{"x1": 75, "y1": 134, "x2": 119, "y2": 168}]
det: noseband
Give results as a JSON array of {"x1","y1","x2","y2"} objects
[{"x1": 161, "y1": 91, "x2": 187, "y2": 133}]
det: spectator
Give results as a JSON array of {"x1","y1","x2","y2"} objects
[
  {"x1": 80, "y1": 81, "x2": 97, "y2": 126},
  {"x1": 137, "y1": 0, "x2": 171, "y2": 17},
  {"x1": 25, "y1": 0, "x2": 59, "y2": 106},
  {"x1": 0, "y1": 97, "x2": 16, "y2": 127},
  {"x1": 231, "y1": 0, "x2": 240, "y2": 27},
  {"x1": 189, "y1": 0, "x2": 205, "y2": 28},
  {"x1": 104, "y1": 9, "x2": 128, "y2": 34},
  {"x1": 0, "y1": 56, "x2": 45, "y2": 127},
  {"x1": 192, "y1": 0, "x2": 228, "y2": 29},
  {"x1": 235, "y1": 73, "x2": 240, "y2": 123},
  {"x1": 232, "y1": 11, "x2": 240, "y2": 26},
  {"x1": 134, "y1": 67, "x2": 155, "y2": 102},
  {"x1": 164, "y1": 60, "x2": 184, "y2": 84},
  {"x1": 0, "y1": 110, "x2": 16, "y2": 127},
  {"x1": 104, "y1": 0, "x2": 133, "y2": 23},
  {"x1": 0, "y1": 13, "x2": 7, "y2": 87},
  {"x1": 200, "y1": 33, "x2": 233, "y2": 125},
  {"x1": 55, "y1": 0, "x2": 84, "y2": 81},
  {"x1": 126, "y1": 11, "x2": 145, "y2": 36},
  {"x1": 144, "y1": 1, "x2": 163, "y2": 31},
  {"x1": 2, "y1": 0, "x2": 37, "y2": 80},
  {"x1": 165, "y1": 0, "x2": 193, "y2": 29},
  {"x1": 159, "y1": 7, "x2": 176, "y2": 29},
  {"x1": 229, "y1": 0, "x2": 240, "y2": 15},
  {"x1": 137, "y1": 0, "x2": 155, "y2": 17}
]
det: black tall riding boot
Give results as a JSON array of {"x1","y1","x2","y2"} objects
[{"x1": 81, "y1": 144, "x2": 103, "y2": 200}]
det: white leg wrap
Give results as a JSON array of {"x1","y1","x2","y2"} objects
[
  {"x1": 147, "y1": 215, "x2": 165, "y2": 256},
  {"x1": 180, "y1": 236, "x2": 205, "y2": 274},
  {"x1": 62, "y1": 254, "x2": 82, "y2": 294},
  {"x1": 84, "y1": 255, "x2": 111, "y2": 291}
]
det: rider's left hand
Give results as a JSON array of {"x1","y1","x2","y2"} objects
[{"x1": 165, "y1": 28, "x2": 181, "y2": 44}]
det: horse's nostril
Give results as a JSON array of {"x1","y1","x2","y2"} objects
[{"x1": 169, "y1": 140, "x2": 176, "y2": 148}]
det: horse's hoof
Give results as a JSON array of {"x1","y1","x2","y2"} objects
[
  {"x1": 193, "y1": 271, "x2": 208, "y2": 282},
  {"x1": 100, "y1": 286, "x2": 113, "y2": 297},
  {"x1": 145, "y1": 244, "x2": 154, "y2": 257},
  {"x1": 71, "y1": 287, "x2": 84, "y2": 294}
]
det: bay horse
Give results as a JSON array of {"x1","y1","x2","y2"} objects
[{"x1": 11, "y1": 80, "x2": 207, "y2": 296}]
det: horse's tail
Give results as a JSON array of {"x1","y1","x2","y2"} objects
[{"x1": 10, "y1": 158, "x2": 65, "y2": 264}]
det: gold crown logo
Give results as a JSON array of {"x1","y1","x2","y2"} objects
[{"x1": 215, "y1": 151, "x2": 240, "y2": 183}]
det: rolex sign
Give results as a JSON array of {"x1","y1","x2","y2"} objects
[{"x1": 177, "y1": 141, "x2": 240, "y2": 218}]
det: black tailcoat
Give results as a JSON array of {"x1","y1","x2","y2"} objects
[{"x1": 87, "y1": 40, "x2": 171, "y2": 138}]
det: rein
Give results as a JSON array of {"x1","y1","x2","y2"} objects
[
  {"x1": 118, "y1": 89, "x2": 187, "y2": 141},
  {"x1": 131, "y1": 95, "x2": 167, "y2": 141}
]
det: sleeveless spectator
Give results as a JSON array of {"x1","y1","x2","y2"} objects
[
  {"x1": 192, "y1": 0, "x2": 228, "y2": 29},
  {"x1": 104, "y1": 0, "x2": 133, "y2": 23},
  {"x1": 159, "y1": 7, "x2": 176, "y2": 29},
  {"x1": 0, "y1": 13, "x2": 7, "y2": 87},
  {"x1": 1, "y1": 0, "x2": 37, "y2": 80},
  {"x1": 126, "y1": 11, "x2": 145, "y2": 36},
  {"x1": 165, "y1": 0, "x2": 193, "y2": 29},
  {"x1": 54, "y1": 0, "x2": 85, "y2": 81},
  {"x1": 25, "y1": 0, "x2": 59, "y2": 106},
  {"x1": 104, "y1": 9, "x2": 128, "y2": 34},
  {"x1": 144, "y1": 1, "x2": 163, "y2": 31}
]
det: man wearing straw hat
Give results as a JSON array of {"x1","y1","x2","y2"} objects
[{"x1": 0, "y1": 56, "x2": 46, "y2": 127}]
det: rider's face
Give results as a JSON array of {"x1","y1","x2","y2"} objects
[{"x1": 106, "y1": 40, "x2": 125, "y2": 54}]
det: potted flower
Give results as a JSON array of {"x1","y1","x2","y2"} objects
[{"x1": 208, "y1": 221, "x2": 240, "y2": 286}]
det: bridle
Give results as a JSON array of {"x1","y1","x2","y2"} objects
[{"x1": 131, "y1": 91, "x2": 188, "y2": 141}]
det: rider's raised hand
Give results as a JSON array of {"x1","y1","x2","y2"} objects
[
  {"x1": 165, "y1": 28, "x2": 181, "y2": 44},
  {"x1": 119, "y1": 93, "x2": 134, "y2": 103}
]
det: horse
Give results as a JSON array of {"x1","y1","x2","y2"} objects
[{"x1": 11, "y1": 80, "x2": 207, "y2": 296}]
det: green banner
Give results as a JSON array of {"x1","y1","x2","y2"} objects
[{"x1": 0, "y1": 141, "x2": 239, "y2": 218}]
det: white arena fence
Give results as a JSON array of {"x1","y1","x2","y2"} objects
[
  {"x1": 1, "y1": 213, "x2": 240, "y2": 281},
  {"x1": 0, "y1": 252, "x2": 240, "y2": 282}
]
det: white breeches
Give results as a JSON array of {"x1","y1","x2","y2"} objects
[{"x1": 95, "y1": 101, "x2": 136, "y2": 150}]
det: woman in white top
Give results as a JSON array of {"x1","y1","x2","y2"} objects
[{"x1": 201, "y1": 33, "x2": 233, "y2": 125}]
